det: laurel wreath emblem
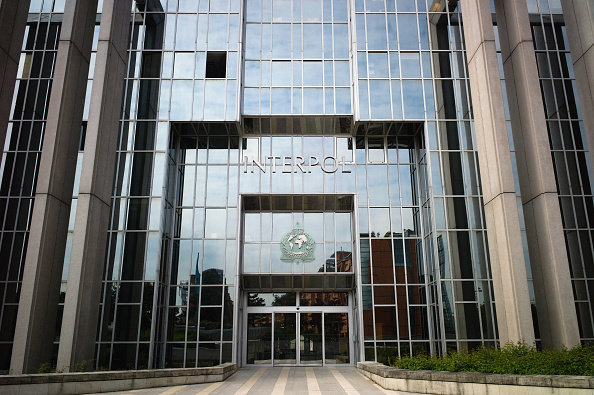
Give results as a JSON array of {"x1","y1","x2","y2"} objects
[{"x1": 280, "y1": 227, "x2": 316, "y2": 262}]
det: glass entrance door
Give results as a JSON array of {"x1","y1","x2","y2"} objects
[
  {"x1": 246, "y1": 312, "x2": 350, "y2": 365},
  {"x1": 300, "y1": 313, "x2": 323, "y2": 365},
  {"x1": 245, "y1": 292, "x2": 351, "y2": 366},
  {"x1": 274, "y1": 313, "x2": 297, "y2": 365}
]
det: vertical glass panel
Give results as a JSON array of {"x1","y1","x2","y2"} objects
[
  {"x1": 387, "y1": 14, "x2": 398, "y2": 49},
  {"x1": 204, "y1": 80, "x2": 226, "y2": 119},
  {"x1": 358, "y1": 52, "x2": 368, "y2": 78},
  {"x1": 359, "y1": 80, "x2": 369, "y2": 119},
  {"x1": 303, "y1": 0, "x2": 322, "y2": 21},
  {"x1": 370, "y1": 80, "x2": 391, "y2": 119},
  {"x1": 173, "y1": 52, "x2": 195, "y2": 79},
  {"x1": 335, "y1": 213, "x2": 352, "y2": 241},
  {"x1": 272, "y1": 61, "x2": 291, "y2": 86},
  {"x1": 402, "y1": 80, "x2": 424, "y2": 119},
  {"x1": 400, "y1": 52, "x2": 421, "y2": 78},
  {"x1": 375, "y1": 306, "x2": 397, "y2": 340},
  {"x1": 398, "y1": 14, "x2": 419, "y2": 50},
  {"x1": 368, "y1": 166, "x2": 389, "y2": 206},
  {"x1": 303, "y1": 88, "x2": 323, "y2": 114},
  {"x1": 207, "y1": 14, "x2": 228, "y2": 50},
  {"x1": 199, "y1": 307, "x2": 221, "y2": 341},
  {"x1": 336, "y1": 88, "x2": 351, "y2": 114},
  {"x1": 323, "y1": 24, "x2": 333, "y2": 59},
  {"x1": 274, "y1": 313, "x2": 297, "y2": 364},
  {"x1": 368, "y1": 52, "x2": 389, "y2": 78},
  {"x1": 334, "y1": 24, "x2": 349, "y2": 58},
  {"x1": 303, "y1": 62, "x2": 323, "y2": 86},
  {"x1": 203, "y1": 240, "x2": 225, "y2": 278},
  {"x1": 366, "y1": 14, "x2": 387, "y2": 50},
  {"x1": 371, "y1": 238, "x2": 394, "y2": 283},
  {"x1": 273, "y1": 0, "x2": 292, "y2": 21},
  {"x1": 245, "y1": 24, "x2": 261, "y2": 59},
  {"x1": 206, "y1": 166, "x2": 227, "y2": 206},
  {"x1": 303, "y1": 24, "x2": 323, "y2": 58},
  {"x1": 243, "y1": 244, "x2": 260, "y2": 273},
  {"x1": 335, "y1": 61, "x2": 350, "y2": 86},
  {"x1": 272, "y1": 24, "x2": 291, "y2": 58},
  {"x1": 293, "y1": 60, "x2": 303, "y2": 84},
  {"x1": 205, "y1": 208, "x2": 226, "y2": 238},
  {"x1": 271, "y1": 88, "x2": 291, "y2": 114},
  {"x1": 300, "y1": 312, "x2": 323, "y2": 365},
  {"x1": 334, "y1": 0, "x2": 348, "y2": 21},
  {"x1": 176, "y1": 15, "x2": 197, "y2": 51},
  {"x1": 391, "y1": 80, "x2": 403, "y2": 119}
]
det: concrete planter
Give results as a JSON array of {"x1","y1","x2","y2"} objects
[
  {"x1": 0, "y1": 363, "x2": 236, "y2": 395},
  {"x1": 358, "y1": 361, "x2": 594, "y2": 394}
]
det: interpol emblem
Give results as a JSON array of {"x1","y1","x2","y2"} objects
[{"x1": 280, "y1": 226, "x2": 315, "y2": 262}]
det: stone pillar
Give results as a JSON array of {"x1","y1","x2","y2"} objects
[
  {"x1": 460, "y1": 0, "x2": 535, "y2": 345},
  {"x1": 10, "y1": 0, "x2": 98, "y2": 374},
  {"x1": 563, "y1": 2, "x2": 594, "y2": 206},
  {"x1": 494, "y1": 0, "x2": 580, "y2": 349},
  {"x1": 56, "y1": 0, "x2": 132, "y2": 372},
  {"x1": 0, "y1": 1, "x2": 30, "y2": 149}
]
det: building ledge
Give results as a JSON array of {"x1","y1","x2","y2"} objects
[
  {"x1": 0, "y1": 363, "x2": 236, "y2": 394},
  {"x1": 357, "y1": 362, "x2": 594, "y2": 394}
]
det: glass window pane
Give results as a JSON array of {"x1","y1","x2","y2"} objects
[
  {"x1": 370, "y1": 80, "x2": 391, "y2": 119},
  {"x1": 366, "y1": 14, "x2": 387, "y2": 51},
  {"x1": 173, "y1": 52, "x2": 195, "y2": 79},
  {"x1": 272, "y1": 24, "x2": 291, "y2": 58},
  {"x1": 398, "y1": 14, "x2": 419, "y2": 50},
  {"x1": 402, "y1": 80, "x2": 424, "y2": 119},
  {"x1": 272, "y1": 61, "x2": 291, "y2": 86},
  {"x1": 400, "y1": 52, "x2": 421, "y2": 78},
  {"x1": 303, "y1": 24, "x2": 323, "y2": 58},
  {"x1": 368, "y1": 52, "x2": 389, "y2": 78},
  {"x1": 208, "y1": 14, "x2": 228, "y2": 50},
  {"x1": 303, "y1": 88, "x2": 323, "y2": 114},
  {"x1": 176, "y1": 15, "x2": 197, "y2": 51}
]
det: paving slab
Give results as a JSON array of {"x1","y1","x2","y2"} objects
[{"x1": 96, "y1": 366, "x2": 421, "y2": 395}]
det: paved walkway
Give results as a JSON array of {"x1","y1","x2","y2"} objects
[{"x1": 98, "y1": 366, "x2": 421, "y2": 394}]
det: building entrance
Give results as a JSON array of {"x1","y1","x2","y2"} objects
[{"x1": 244, "y1": 292, "x2": 351, "y2": 366}]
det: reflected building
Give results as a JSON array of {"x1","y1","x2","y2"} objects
[{"x1": 0, "y1": 0, "x2": 592, "y2": 373}]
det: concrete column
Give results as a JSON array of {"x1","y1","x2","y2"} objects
[
  {"x1": 494, "y1": 0, "x2": 580, "y2": 349},
  {"x1": 460, "y1": 0, "x2": 535, "y2": 345},
  {"x1": 0, "y1": 0, "x2": 30, "y2": 149},
  {"x1": 563, "y1": 2, "x2": 594, "y2": 206},
  {"x1": 56, "y1": 0, "x2": 132, "y2": 372},
  {"x1": 10, "y1": 0, "x2": 98, "y2": 374}
]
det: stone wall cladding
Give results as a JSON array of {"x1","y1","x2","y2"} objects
[
  {"x1": 0, "y1": 363, "x2": 236, "y2": 395},
  {"x1": 358, "y1": 362, "x2": 594, "y2": 394}
]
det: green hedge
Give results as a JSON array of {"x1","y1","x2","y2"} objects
[{"x1": 389, "y1": 343, "x2": 594, "y2": 376}]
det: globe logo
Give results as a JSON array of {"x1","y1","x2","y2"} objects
[{"x1": 280, "y1": 225, "x2": 315, "y2": 262}]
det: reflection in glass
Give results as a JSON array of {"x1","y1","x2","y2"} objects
[
  {"x1": 300, "y1": 292, "x2": 348, "y2": 306},
  {"x1": 247, "y1": 313, "x2": 272, "y2": 364},
  {"x1": 274, "y1": 313, "x2": 297, "y2": 365},
  {"x1": 325, "y1": 313, "x2": 350, "y2": 363},
  {"x1": 300, "y1": 313, "x2": 323, "y2": 365},
  {"x1": 371, "y1": 239, "x2": 394, "y2": 284}
]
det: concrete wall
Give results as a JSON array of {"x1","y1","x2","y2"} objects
[
  {"x1": 0, "y1": 363, "x2": 236, "y2": 395},
  {"x1": 358, "y1": 362, "x2": 594, "y2": 395}
]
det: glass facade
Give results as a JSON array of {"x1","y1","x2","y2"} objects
[
  {"x1": 0, "y1": 0, "x2": 592, "y2": 372},
  {"x1": 526, "y1": 0, "x2": 594, "y2": 342}
]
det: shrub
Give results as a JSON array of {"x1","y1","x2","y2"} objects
[{"x1": 389, "y1": 343, "x2": 594, "y2": 376}]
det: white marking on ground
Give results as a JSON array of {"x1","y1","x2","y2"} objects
[
  {"x1": 330, "y1": 368, "x2": 360, "y2": 394},
  {"x1": 306, "y1": 367, "x2": 321, "y2": 394},
  {"x1": 272, "y1": 367, "x2": 290, "y2": 394},
  {"x1": 234, "y1": 367, "x2": 266, "y2": 395},
  {"x1": 195, "y1": 381, "x2": 223, "y2": 394},
  {"x1": 158, "y1": 385, "x2": 187, "y2": 395}
]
